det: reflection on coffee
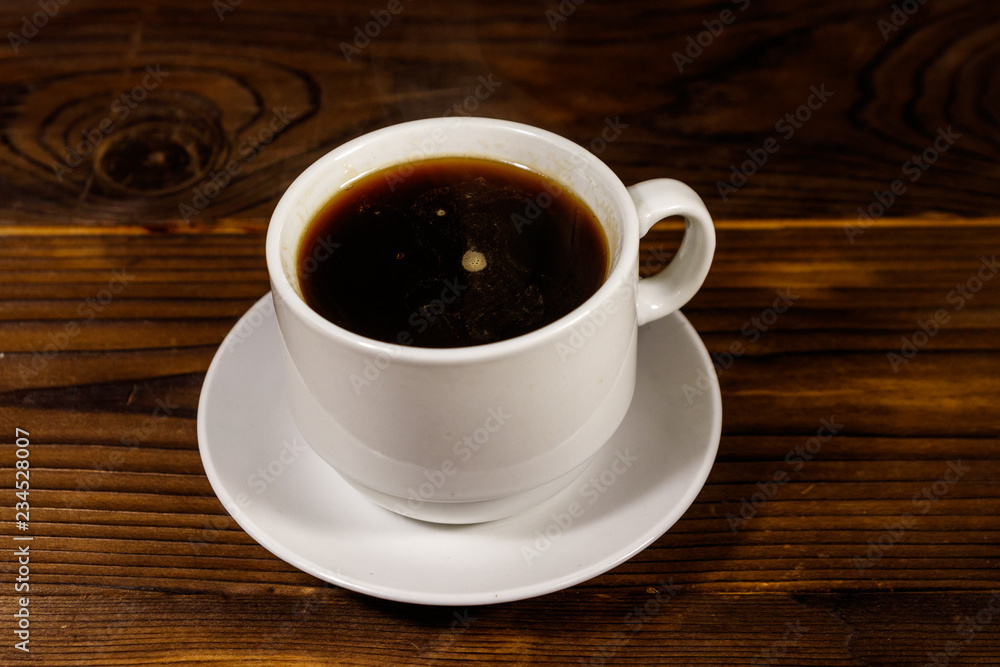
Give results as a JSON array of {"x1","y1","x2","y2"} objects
[{"x1": 297, "y1": 157, "x2": 608, "y2": 348}]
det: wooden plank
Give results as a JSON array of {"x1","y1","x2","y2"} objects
[
  {"x1": 0, "y1": 1, "x2": 996, "y2": 225},
  {"x1": 0, "y1": 0, "x2": 998, "y2": 660},
  {"x1": 1, "y1": 592, "x2": 999, "y2": 665}
]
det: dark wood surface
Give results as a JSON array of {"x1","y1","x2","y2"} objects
[{"x1": 1, "y1": 0, "x2": 999, "y2": 664}]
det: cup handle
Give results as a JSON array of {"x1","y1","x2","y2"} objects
[{"x1": 628, "y1": 178, "x2": 716, "y2": 325}]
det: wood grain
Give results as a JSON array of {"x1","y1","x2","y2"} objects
[
  {"x1": 1, "y1": 222, "x2": 998, "y2": 663},
  {"x1": 4, "y1": 592, "x2": 1000, "y2": 666},
  {"x1": 2, "y1": 0, "x2": 999, "y2": 663},
  {"x1": 0, "y1": 0, "x2": 998, "y2": 226}
]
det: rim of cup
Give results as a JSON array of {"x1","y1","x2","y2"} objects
[{"x1": 265, "y1": 117, "x2": 640, "y2": 365}]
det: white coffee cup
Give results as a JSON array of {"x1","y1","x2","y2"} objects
[{"x1": 266, "y1": 117, "x2": 714, "y2": 524}]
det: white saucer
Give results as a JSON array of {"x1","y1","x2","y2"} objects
[{"x1": 197, "y1": 294, "x2": 721, "y2": 606}]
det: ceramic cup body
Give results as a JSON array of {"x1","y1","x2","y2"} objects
[{"x1": 266, "y1": 117, "x2": 715, "y2": 523}]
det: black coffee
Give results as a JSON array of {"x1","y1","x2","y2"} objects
[{"x1": 297, "y1": 157, "x2": 609, "y2": 348}]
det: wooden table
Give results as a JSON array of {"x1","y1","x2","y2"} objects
[{"x1": 2, "y1": 0, "x2": 998, "y2": 664}]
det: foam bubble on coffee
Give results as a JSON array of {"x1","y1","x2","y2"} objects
[{"x1": 462, "y1": 249, "x2": 487, "y2": 272}]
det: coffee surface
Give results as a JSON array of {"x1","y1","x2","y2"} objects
[{"x1": 297, "y1": 157, "x2": 608, "y2": 347}]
